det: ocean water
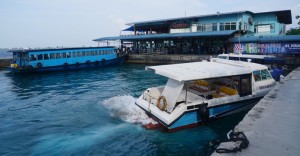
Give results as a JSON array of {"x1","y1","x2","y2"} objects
[{"x1": 0, "y1": 64, "x2": 247, "y2": 155}]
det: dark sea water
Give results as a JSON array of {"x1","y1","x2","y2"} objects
[{"x1": 0, "y1": 64, "x2": 247, "y2": 155}]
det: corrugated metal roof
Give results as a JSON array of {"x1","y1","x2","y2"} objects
[
  {"x1": 93, "y1": 30, "x2": 238, "y2": 41},
  {"x1": 230, "y1": 35, "x2": 300, "y2": 43},
  {"x1": 126, "y1": 10, "x2": 291, "y2": 25}
]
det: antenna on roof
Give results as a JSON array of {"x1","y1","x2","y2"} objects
[{"x1": 184, "y1": 0, "x2": 187, "y2": 18}]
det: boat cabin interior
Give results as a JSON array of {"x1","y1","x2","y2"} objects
[{"x1": 143, "y1": 74, "x2": 253, "y2": 112}]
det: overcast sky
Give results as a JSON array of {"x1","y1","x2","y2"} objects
[{"x1": 0, "y1": 0, "x2": 299, "y2": 48}]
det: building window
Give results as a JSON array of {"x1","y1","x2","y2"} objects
[
  {"x1": 44, "y1": 54, "x2": 49, "y2": 60},
  {"x1": 220, "y1": 22, "x2": 236, "y2": 31},
  {"x1": 197, "y1": 23, "x2": 217, "y2": 31},
  {"x1": 255, "y1": 24, "x2": 275, "y2": 33}
]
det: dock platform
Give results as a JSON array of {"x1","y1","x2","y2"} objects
[{"x1": 212, "y1": 66, "x2": 300, "y2": 156}]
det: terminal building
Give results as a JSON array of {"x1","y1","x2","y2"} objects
[{"x1": 94, "y1": 10, "x2": 300, "y2": 58}]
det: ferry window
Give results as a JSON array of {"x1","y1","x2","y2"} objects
[
  {"x1": 72, "y1": 52, "x2": 76, "y2": 57},
  {"x1": 66, "y1": 52, "x2": 71, "y2": 58},
  {"x1": 50, "y1": 53, "x2": 55, "y2": 59},
  {"x1": 62, "y1": 52, "x2": 66, "y2": 58},
  {"x1": 91, "y1": 51, "x2": 94, "y2": 56},
  {"x1": 77, "y1": 51, "x2": 81, "y2": 57},
  {"x1": 253, "y1": 70, "x2": 261, "y2": 81},
  {"x1": 87, "y1": 51, "x2": 91, "y2": 56},
  {"x1": 82, "y1": 51, "x2": 86, "y2": 56},
  {"x1": 30, "y1": 54, "x2": 37, "y2": 61},
  {"x1": 261, "y1": 69, "x2": 272, "y2": 80},
  {"x1": 44, "y1": 54, "x2": 49, "y2": 60},
  {"x1": 56, "y1": 53, "x2": 61, "y2": 59}
]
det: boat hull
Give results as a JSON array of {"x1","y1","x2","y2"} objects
[
  {"x1": 138, "y1": 97, "x2": 262, "y2": 132},
  {"x1": 6, "y1": 55, "x2": 125, "y2": 73}
]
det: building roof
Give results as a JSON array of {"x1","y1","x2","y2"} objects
[
  {"x1": 146, "y1": 58, "x2": 267, "y2": 82},
  {"x1": 93, "y1": 30, "x2": 238, "y2": 41},
  {"x1": 9, "y1": 46, "x2": 114, "y2": 53},
  {"x1": 230, "y1": 35, "x2": 300, "y2": 43},
  {"x1": 126, "y1": 10, "x2": 292, "y2": 26}
]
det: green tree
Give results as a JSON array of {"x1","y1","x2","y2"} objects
[{"x1": 286, "y1": 15, "x2": 300, "y2": 35}]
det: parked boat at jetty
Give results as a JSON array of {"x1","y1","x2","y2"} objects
[
  {"x1": 217, "y1": 53, "x2": 286, "y2": 81},
  {"x1": 136, "y1": 58, "x2": 276, "y2": 132},
  {"x1": 7, "y1": 46, "x2": 126, "y2": 73}
]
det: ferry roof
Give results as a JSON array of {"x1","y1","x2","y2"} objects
[
  {"x1": 93, "y1": 30, "x2": 237, "y2": 41},
  {"x1": 9, "y1": 46, "x2": 115, "y2": 53},
  {"x1": 147, "y1": 58, "x2": 267, "y2": 82}
]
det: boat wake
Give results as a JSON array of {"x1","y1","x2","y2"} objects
[{"x1": 102, "y1": 95, "x2": 157, "y2": 125}]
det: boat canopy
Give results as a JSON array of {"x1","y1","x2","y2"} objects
[{"x1": 146, "y1": 58, "x2": 267, "y2": 82}]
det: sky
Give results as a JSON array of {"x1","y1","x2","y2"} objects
[{"x1": 0, "y1": 0, "x2": 299, "y2": 49}]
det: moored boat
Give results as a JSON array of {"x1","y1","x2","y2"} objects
[
  {"x1": 217, "y1": 53, "x2": 287, "y2": 81},
  {"x1": 7, "y1": 46, "x2": 126, "y2": 73},
  {"x1": 135, "y1": 58, "x2": 276, "y2": 132}
]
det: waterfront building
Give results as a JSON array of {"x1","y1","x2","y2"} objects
[{"x1": 94, "y1": 10, "x2": 300, "y2": 57}]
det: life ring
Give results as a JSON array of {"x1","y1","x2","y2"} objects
[
  {"x1": 37, "y1": 62, "x2": 43, "y2": 68},
  {"x1": 86, "y1": 60, "x2": 91, "y2": 65},
  {"x1": 157, "y1": 96, "x2": 167, "y2": 111}
]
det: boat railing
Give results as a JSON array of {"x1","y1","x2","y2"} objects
[{"x1": 143, "y1": 92, "x2": 160, "y2": 112}]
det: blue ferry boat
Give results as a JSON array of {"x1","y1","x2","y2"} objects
[{"x1": 7, "y1": 46, "x2": 126, "y2": 73}]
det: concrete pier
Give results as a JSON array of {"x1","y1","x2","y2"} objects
[{"x1": 212, "y1": 66, "x2": 300, "y2": 156}]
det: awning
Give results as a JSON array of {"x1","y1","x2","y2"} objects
[{"x1": 93, "y1": 30, "x2": 238, "y2": 41}]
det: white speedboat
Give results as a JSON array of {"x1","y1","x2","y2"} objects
[{"x1": 135, "y1": 58, "x2": 276, "y2": 132}]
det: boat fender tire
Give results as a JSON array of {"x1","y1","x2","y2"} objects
[
  {"x1": 26, "y1": 65, "x2": 34, "y2": 70},
  {"x1": 157, "y1": 96, "x2": 167, "y2": 111},
  {"x1": 86, "y1": 60, "x2": 91, "y2": 65},
  {"x1": 76, "y1": 62, "x2": 80, "y2": 67},
  {"x1": 101, "y1": 59, "x2": 106, "y2": 64},
  {"x1": 199, "y1": 103, "x2": 209, "y2": 124},
  {"x1": 37, "y1": 62, "x2": 43, "y2": 68},
  {"x1": 63, "y1": 63, "x2": 68, "y2": 68},
  {"x1": 95, "y1": 60, "x2": 99, "y2": 65}
]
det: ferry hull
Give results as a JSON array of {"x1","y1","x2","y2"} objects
[
  {"x1": 6, "y1": 56, "x2": 125, "y2": 73},
  {"x1": 138, "y1": 97, "x2": 262, "y2": 132}
]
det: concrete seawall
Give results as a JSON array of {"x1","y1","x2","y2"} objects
[
  {"x1": 126, "y1": 54, "x2": 213, "y2": 64},
  {"x1": 212, "y1": 66, "x2": 300, "y2": 156},
  {"x1": 0, "y1": 59, "x2": 11, "y2": 69}
]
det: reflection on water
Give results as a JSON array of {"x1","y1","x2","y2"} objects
[{"x1": 0, "y1": 64, "x2": 247, "y2": 155}]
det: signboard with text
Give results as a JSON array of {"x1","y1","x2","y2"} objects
[{"x1": 234, "y1": 42, "x2": 300, "y2": 54}]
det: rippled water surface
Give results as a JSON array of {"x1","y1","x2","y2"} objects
[{"x1": 0, "y1": 64, "x2": 247, "y2": 155}]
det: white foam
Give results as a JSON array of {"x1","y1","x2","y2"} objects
[{"x1": 102, "y1": 95, "x2": 157, "y2": 125}]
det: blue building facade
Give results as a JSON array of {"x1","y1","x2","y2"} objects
[{"x1": 94, "y1": 10, "x2": 299, "y2": 56}]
